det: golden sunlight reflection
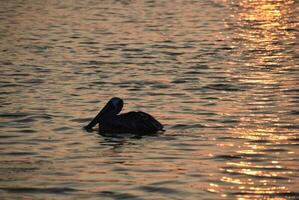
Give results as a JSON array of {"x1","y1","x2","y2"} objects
[
  {"x1": 222, "y1": 125, "x2": 298, "y2": 198},
  {"x1": 229, "y1": 0, "x2": 296, "y2": 77},
  {"x1": 210, "y1": 0, "x2": 299, "y2": 199}
]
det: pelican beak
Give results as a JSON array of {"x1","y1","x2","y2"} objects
[
  {"x1": 84, "y1": 103, "x2": 113, "y2": 130},
  {"x1": 84, "y1": 97, "x2": 123, "y2": 130}
]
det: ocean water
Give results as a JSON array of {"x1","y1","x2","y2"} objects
[{"x1": 0, "y1": 0, "x2": 298, "y2": 199}]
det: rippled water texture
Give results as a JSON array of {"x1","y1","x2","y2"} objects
[{"x1": 0, "y1": 0, "x2": 298, "y2": 199}]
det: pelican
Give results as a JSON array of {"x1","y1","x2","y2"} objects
[{"x1": 84, "y1": 97, "x2": 164, "y2": 134}]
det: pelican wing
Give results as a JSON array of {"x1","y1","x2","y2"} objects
[{"x1": 100, "y1": 111, "x2": 163, "y2": 134}]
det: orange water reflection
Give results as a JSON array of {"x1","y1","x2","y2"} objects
[
  {"x1": 211, "y1": 0, "x2": 299, "y2": 199},
  {"x1": 0, "y1": 0, "x2": 298, "y2": 199}
]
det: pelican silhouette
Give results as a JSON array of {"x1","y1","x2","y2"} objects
[{"x1": 84, "y1": 97, "x2": 163, "y2": 134}]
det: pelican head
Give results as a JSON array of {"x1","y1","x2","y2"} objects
[
  {"x1": 84, "y1": 97, "x2": 124, "y2": 130},
  {"x1": 105, "y1": 97, "x2": 124, "y2": 116}
]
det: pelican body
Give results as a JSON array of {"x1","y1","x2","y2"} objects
[{"x1": 84, "y1": 97, "x2": 163, "y2": 134}]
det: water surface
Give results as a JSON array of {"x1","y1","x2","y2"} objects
[{"x1": 0, "y1": 0, "x2": 298, "y2": 199}]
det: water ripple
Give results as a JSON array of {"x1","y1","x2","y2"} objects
[{"x1": 0, "y1": 0, "x2": 298, "y2": 199}]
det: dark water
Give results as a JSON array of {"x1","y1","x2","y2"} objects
[{"x1": 0, "y1": 0, "x2": 298, "y2": 199}]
